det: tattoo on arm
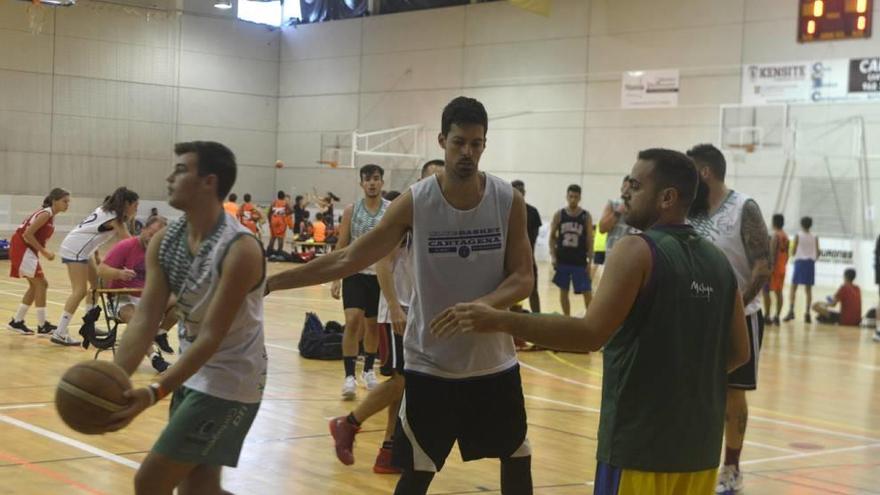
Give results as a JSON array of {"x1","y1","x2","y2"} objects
[{"x1": 740, "y1": 200, "x2": 770, "y2": 303}]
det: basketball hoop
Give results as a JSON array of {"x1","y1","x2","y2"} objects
[
  {"x1": 728, "y1": 143, "x2": 756, "y2": 154},
  {"x1": 317, "y1": 160, "x2": 338, "y2": 169}
]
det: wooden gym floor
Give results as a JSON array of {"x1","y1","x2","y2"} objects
[{"x1": 0, "y1": 237, "x2": 879, "y2": 494}]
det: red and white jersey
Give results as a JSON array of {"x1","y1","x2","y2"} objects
[{"x1": 14, "y1": 207, "x2": 55, "y2": 252}]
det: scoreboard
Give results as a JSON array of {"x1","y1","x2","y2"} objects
[{"x1": 799, "y1": 0, "x2": 872, "y2": 42}]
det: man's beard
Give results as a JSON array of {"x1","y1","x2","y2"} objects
[{"x1": 689, "y1": 179, "x2": 710, "y2": 217}]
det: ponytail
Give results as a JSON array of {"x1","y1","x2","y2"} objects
[
  {"x1": 102, "y1": 187, "x2": 140, "y2": 221},
  {"x1": 42, "y1": 187, "x2": 70, "y2": 208}
]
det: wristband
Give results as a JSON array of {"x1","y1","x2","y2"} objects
[{"x1": 149, "y1": 382, "x2": 168, "y2": 402}]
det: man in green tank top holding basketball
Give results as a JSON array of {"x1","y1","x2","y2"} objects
[{"x1": 432, "y1": 148, "x2": 751, "y2": 495}]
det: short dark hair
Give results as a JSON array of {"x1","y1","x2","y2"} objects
[
  {"x1": 567, "y1": 184, "x2": 581, "y2": 195},
  {"x1": 359, "y1": 164, "x2": 384, "y2": 182},
  {"x1": 511, "y1": 180, "x2": 524, "y2": 189},
  {"x1": 772, "y1": 214, "x2": 784, "y2": 229},
  {"x1": 277, "y1": 190, "x2": 286, "y2": 200},
  {"x1": 384, "y1": 190, "x2": 401, "y2": 201},
  {"x1": 144, "y1": 215, "x2": 167, "y2": 229},
  {"x1": 228, "y1": 193, "x2": 237, "y2": 202},
  {"x1": 315, "y1": 212, "x2": 323, "y2": 221},
  {"x1": 303, "y1": 210, "x2": 311, "y2": 219},
  {"x1": 801, "y1": 216, "x2": 813, "y2": 230},
  {"x1": 441, "y1": 96, "x2": 488, "y2": 136},
  {"x1": 845, "y1": 268, "x2": 856, "y2": 281},
  {"x1": 243, "y1": 193, "x2": 252, "y2": 202},
  {"x1": 686, "y1": 143, "x2": 727, "y2": 181},
  {"x1": 638, "y1": 148, "x2": 699, "y2": 209},
  {"x1": 295, "y1": 194, "x2": 303, "y2": 204},
  {"x1": 421, "y1": 159, "x2": 444, "y2": 176},
  {"x1": 174, "y1": 141, "x2": 237, "y2": 200}
]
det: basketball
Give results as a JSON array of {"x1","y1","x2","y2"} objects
[
  {"x1": 55, "y1": 360, "x2": 132, "y2": 434},
  {"x1": 275, "y1": 160, "x2": 284, "y2": 168}
]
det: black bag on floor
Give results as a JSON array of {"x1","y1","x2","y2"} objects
[
  {"x1": 0, "y1": 239, "x2": 9, "y2": 260},
  {"x1": 298, "y1": 312, "x2": 343, "y2": 360}
]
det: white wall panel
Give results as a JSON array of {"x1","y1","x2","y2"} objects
[
  {"x1": 358, "y1": 90, "x2": 459, "y2": 130},
  {"x1": 465, "y1": 0, "x2": 588, "y2": 45},
  {"x1": 56, "y1": 5, "x2": 176, "y2": 47},
  {"x1": 466, "y1": 83, "x2": 586, "y2": 129},
  {"x1": 0, "y1": 152, "x2": 50, "y2": 195},
  {"x1": 0, "y1": 110, "x2": 51, "y2": 154},
  {"x1": 232, "y1": 165, "x2": 277, "y2": 203},
  {"x1": 362, "y1": 7, "x2": 464, "y2": 54},
  {"x1": 281, "y1": 18, "x2": 362, "y2": 62},
  {"x1": 54, "y1": 77, "x2": 176, "y2": 122},
  {"x1": 479, "y1": 129, "x2": 584, "y2": 175},
  {"x1": 50, "y1": 154, "x2": 121, "y2": 197},
  {"x1": 280, "y1": 56, "x2": 360, "y2": 97},
  {"x1": 52, "y1": 116, "x2": 172, "y2": 160},
  {"x1": 361, "y1": 48, "x2": 462, "y2": 92},
  {"x1": 181, "y1": 15, "x2": 279, "y2": 61},
  {"x1": 278, "y1": 94, "x2": 359, "y2": 132},
  {"x1": 0, "y1": 29, "x2": 53, "y2": 73},
  {"x1": 590, "y1": 0, "x2": 744, "y2": 35},
  {"x1": 275, "y1": 131, "x2": 323, "y2": 168},
  {"x1": 178, "y1": 88, "x2": 276, "y2": 132},
  {"x1": 463, "y1": 38, "x2": 587, "y2": 87},
  {"x1": 180, "y1": 50, "x2": 278, "y2": 96},
  {"x1": 0, "y1": 2, "x2": 54, "y2": 33}
]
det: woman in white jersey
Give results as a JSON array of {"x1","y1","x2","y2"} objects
[
  {"x1": 784, "y1": 216, "x2": 820, "y2": 323},
  {"x1": 7, "y1": 188, "x2": 70, "y2": 336},
  {"x1": 52, "y1": 187, "x2": 140, "y2": 346}
]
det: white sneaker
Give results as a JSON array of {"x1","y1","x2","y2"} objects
[
  {"x1": 50, "y1": 332, "x2": 81, "y2": 347},
  {"x1": 873, "y1": 331, "x2": 880, "y2": 342},
  {"x1": 715, "y1": 465, "x2": 743, "y2": 494},
  {"x1": 341, "y1": 375, "x2": 357, "y2": 400},
  {"x1": 362, "y1": 370, "x2": 378, "y2": 391}
]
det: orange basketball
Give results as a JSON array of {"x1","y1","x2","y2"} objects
[
  {"x1": 275, "y1": 160, "x2": 284, "y2": 168},
  {"x1": 55, "y1": 360, "x2": 132, "y2": 434}
]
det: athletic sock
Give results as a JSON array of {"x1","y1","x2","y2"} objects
[
  {"x1": 56, "y1": 312, "x2": 73, "y2": 336},
  {"x1": 364, "y1": 352, "x2": 378, "y2": 372},
  {"x1": 724, "y1": 446, "x2": 742, "y2": 468},
  {"x1": 344, "y1": 356, "x2": 356, "y2": 377},
  {"x1": 346, "y1": 412, "x2": 361, "y2": 427},
  {"x1": 35, "y1": 308, "x2": 46, "y2": 326},
  {"x1": 13, "y1": 304, "x2": 29, "y2": 322},
  {"x1": 85, "y1": 303, "x2": 96, "y2": 312}
]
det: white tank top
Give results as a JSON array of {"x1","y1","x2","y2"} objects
[
  {"x1": 689, "y1": 190, "x2": 762, "y2": 315},
  {"x1": 377, "y1": 239, "x2": 413, "y2": 324},
  {"x1": 159, "y1": 213, "x2": 267, "y2": 404},
  {"x1": 407, "y1": 173, "x2": 517, "y2": 379},
  {"x1": 794, "y1": 232, "x2": 818, "y2": 260},
  {"x1": 59, "y1": 207, "x2": 118, "y2": 261},
  {"x1": 351, "y1": 198, "x2": 390, "y2": 275}
]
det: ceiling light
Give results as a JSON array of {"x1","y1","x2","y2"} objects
[{"x1": 214, "y1": 0, "x2": 232, "y2": 9}]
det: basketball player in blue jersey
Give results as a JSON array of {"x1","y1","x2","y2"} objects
[
  {"x1": 267, "y1": 96, "x2": 534, "y2": 494},
  {"x1": 108, "y1": 141, "x2": 267, "y2": 495},
  {"x1": 331, "y1": 164, "x2": 391, "y2": 399}
]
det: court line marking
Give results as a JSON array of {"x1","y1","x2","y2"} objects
[
  {"x1": 0, "y1": 404, "x2": 46, "y2": 411},
  {"x1": 0, "y1": 289, "x2": 66, "y2": 308},
  {"x1": 740, "y1": 442, "x2": 880, "y2": 466},
  {"x1": 743, "y1": 440, "x2": 801, "y2": 455},
  {"x1": 517, "y1": 365, "x2": 880, "y2": 443},
  {"x1": 266, "y1": 342, "x2": 297, "y2": 352},
  {"x1": 0, "y1": 449, "x2": 109, "y2": 495},
  {"x1": 519, "y1": 361, "x2": 602, "y2": 391},
  {"x1": 0, "y1": 414, "x2": 141, "y2": 470},
  {"x1": 546, "y1": 351, "x2": 604, "y2": 377}
]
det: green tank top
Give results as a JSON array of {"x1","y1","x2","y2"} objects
[{"x1": 597, "y1": 225, "x2": 737, "y2": 472}]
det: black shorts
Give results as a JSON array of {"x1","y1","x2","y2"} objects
[
  {"x1": 729, "y1": 310, "x2": 764, "y2": 390},
  {"x1": 392, "y1": 366, "x2": 530, "y2": 472},
  {"x1": 342, "y1": 273, "x2": 380, "y2": 318},
  {"x1": 380, "y1": 323, "x2": 404, "y2": 377},
  {"x1": 593, "y1": 251, "x2": 606, "y2": 265}
]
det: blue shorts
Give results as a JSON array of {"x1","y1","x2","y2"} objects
[
  {"x1": 792, "y1": 259, "x2": 815, "y2": 286},
  {"x1": 553, "y1": 264, "x2": 591, "y2": 294}
]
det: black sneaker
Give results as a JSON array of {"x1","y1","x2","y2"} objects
[
  {"x1": 7, "y1": 319, "x2": 34, "y2": 335},
  {"x1": 805, "y1": 313, "x2": 812, "y2": 324},
  {"x1": 783, "y1": 311, "x2": 795, "y2": 322},
  {"x1": 154, "y1": 333, "x2": 174, "y2": 354},
  {"x1": 36, "y1": 322, "x2": 56, "y2": 336},
  {"x1": 151, "y1": 352, "x2": 170, "y2": 373},
  {"x1": 772, "y1": 317, "x2": 781, "y2": 326}
]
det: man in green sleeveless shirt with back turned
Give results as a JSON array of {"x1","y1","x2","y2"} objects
[{"x1": 431, "y1": 148, "x2": 751, "y2": 495}]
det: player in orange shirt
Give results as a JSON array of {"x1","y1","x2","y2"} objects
[
  {"x1": 268, "y1": 191, "x2": 291, "y2": 255},
  {"x1": 312, "y1": 212, "x2": 327, "y2": 243},
  {"x1": 763, "y1": 214, "x2": 789, "y2": 326},
  {"x1": 238, "y1": 193, "x2": 262, "y2": 237},
  {"x1": 223, "y1": 193, "x2": 239, "y2": 217}
]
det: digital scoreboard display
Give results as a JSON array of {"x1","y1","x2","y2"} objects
[{"x1": 799, "y1": 0, "x2": 872, "y2": 42}]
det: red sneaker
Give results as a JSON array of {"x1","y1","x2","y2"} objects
[
  {"x1": 328, "y1": 416, "x2": 359, "y2": 465},
  {"x1": 373, "y1": 447, "x2": 401, "y2": 474}
]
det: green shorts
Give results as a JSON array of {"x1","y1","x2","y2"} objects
[{"x1": 152, "y1": 387, "x2": 260, "y2": 467}]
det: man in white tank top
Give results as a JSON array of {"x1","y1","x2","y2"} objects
[
  {"x1": 267, "y1": 97, "x2": 535, "y2": 495},
  {"x1": 686, "y1": 144, "x2": 771, "y2": 495},
  {"x1": 784, "y1": 216, "x2": 820, "y2": 323},
  {"x1": 109, "y1": 141, "x2": 266, "y2": 495}
]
